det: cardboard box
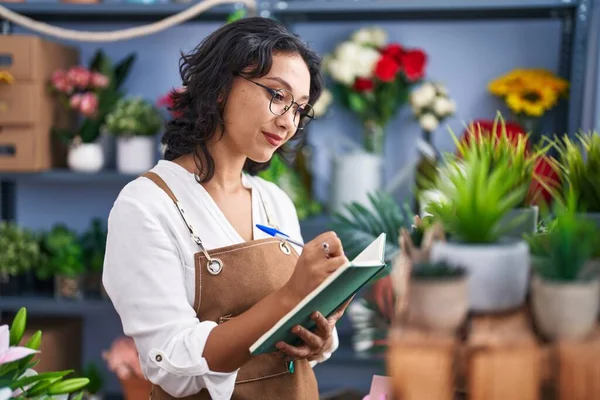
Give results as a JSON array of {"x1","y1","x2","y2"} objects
[{"x1": 0, "y1": 35, "x2": 79, "y2": 171}]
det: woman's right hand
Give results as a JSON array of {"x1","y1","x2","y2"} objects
[{"x1": 283, "y1": 231, "x2": 348, "y2": 304}]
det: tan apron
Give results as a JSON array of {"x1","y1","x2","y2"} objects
[{"x1": 142, "y1": 172, "x2": 319, "y2": 400}]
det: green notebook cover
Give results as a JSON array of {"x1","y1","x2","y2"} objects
[{"x1": 249, "y1": 233, "x2": 387, "y2": 355}]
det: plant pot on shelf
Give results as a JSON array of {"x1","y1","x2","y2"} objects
[
  {"x1": 531, "y1": 274, "x2": 599, "y2": 340},
  {"x1": 116, "y1": 136, "x2": 156, "y2": 175},
  {"x1": 55, "y1": 274, "x2": 83, "y2": 301},
  {"x1": 430, "y1": 238, "x2": 530, "y2": 313},
  {"x1": 330, "y1": 151, "x2": 383, "y2": 214},
  {"x1": 407, "y1": 272, "x2": 469, "y2": 334},
  {"x1": 67, "y1": 141, "x2": 104, "y2": 173}
]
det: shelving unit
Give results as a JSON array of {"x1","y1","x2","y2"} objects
[{"x1": 0, "y1": 0, "x2": 596, "y2": 396}]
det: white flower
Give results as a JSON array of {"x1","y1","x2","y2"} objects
[
  {"x1": 433, "y1": 96, "x2": 454, "y2": 117},
  {"x1": 353, "y1": 47, "x2": 380, "y2": 78},
  {"x1": 313, "y1": 89, "x2": 333, "y2": 118},
  {"x1": 0, "y1": 325, "x2": 38, "y2": 365},
  {"x1": 446, "y1": 99, "x2": 457, "y2": 114},
  {"x1": 0, "y1": 388, "x2": 11, "y2": 400},
  {"x1": 351, "y1": 28, "x2": 373, "y2": 45},
  {"x1": 410, "y1": 82, "x2": 437, "y2": 110},
  {"x1": 335, "y1": 41, "x2": 363, "y2": 64},
  {"x1": 419, "y1": 113, "x2": 439, "y2": 132},
  {"x1": 327, "y1": 58, "x2": 356, "y2": 85},
  {"x1": 369, "y1": 28, "x2": 388, "y2": 47}
]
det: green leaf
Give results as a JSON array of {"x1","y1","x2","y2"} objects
[
  {"x1": 113, "y1": 54, "x2": 136, "y2": 90},
  {"x1": 9, "y1": 308, "x2": 27, "y2": 346},
  {"x1": 47, "y1": 377, "x2": 90, "y2": 395},
  {"x1": 11, "y1": 370, "x2": 73, "y2": 391},
  {"x1": 347, "y1": 92, "x2": 367, "y2": 115}
]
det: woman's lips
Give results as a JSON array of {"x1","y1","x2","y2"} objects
[{"x1": 263, "y1": 132, "x2": 283, "y2": 146}]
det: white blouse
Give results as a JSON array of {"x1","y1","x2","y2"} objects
[{"x1": 102, "y1": 160, "x2": 339, "y2": 400}]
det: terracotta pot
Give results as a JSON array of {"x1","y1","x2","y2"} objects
[
  {"x1": 531, "y1": 275, "x2": 600, "y2": 340},
  {"x1": 120, "y1": 377, "x2": 152, "y2": 400},
  {"x1": 407, "y1": 275, "x2": 469, "y2": 334},
  {"x1": 430, "y1": 238, "x2": 530, "y2": 312}
]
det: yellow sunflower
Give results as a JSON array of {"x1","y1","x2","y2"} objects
[
  {"x1": 506, "y1": 86, "x2": 558, "y2": 117},
  {"x1": 0, "y1": 71, "x2": 15, "y2": 85}
]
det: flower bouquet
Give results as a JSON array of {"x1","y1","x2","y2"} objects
[
  {"x1": 488, "y1": 68, "x2": 569, "y2": 144},
  {"x1": 324, "y1": 27, "x2": 427, "y2": 154}
]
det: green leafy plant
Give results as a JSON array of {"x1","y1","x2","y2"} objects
[
  {"x1": 258, "y1": 153, "x2": 321, "y2": 220},
  {"x1": 526, "y1": 190, "x2": 600, "y2": 282},
  {"x1": 0, "y1": 308, "x2": 89, "y2": 399},
  {"x1": 411, "y1": 261, "x2": 466, "y2": 280},
  {"x1": 36, "y1": 225, "x2": 84, "y2": 279},
  {"x1": 81, "y1": 363, "x2": 104, "y2": 395},
  {"x1": 450, "y1": 112, "x2": 551, "y2": 206},
  {"x1": 426, "y1": 144, "x2": 530, "y2": 243},
  {"x1": 547, "y1": 131, "x2": 600, "y2": 212},
  {"x1": 104, "y1": 97, "x2": 163, "y2": 137},
  {"x1": 331, "y1": 191, "x2": 413, "y2": 272},
  {"x1": 0, "y1": 223, "x2": 42, "y2": 279},
  {"x1": 80, "y1": 218, "x2": 107, "y2": 273}
]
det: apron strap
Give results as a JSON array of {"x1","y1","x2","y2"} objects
[
  {"x1": 140, "y1": 172, "x2": 216, "y2": 263},
  {"x1": 248, "y1": 176, "x2": 279, "y2": 230}
]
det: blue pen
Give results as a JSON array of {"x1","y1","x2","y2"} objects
[{"x1": 256, "y1": 224, "x2": 304, "y2": 248}]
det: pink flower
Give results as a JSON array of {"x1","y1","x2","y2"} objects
[
  {"x1": 0, "y1": 325, "x2": 38, "y2": 365},
  {"x1": 51, "y1": 70, "x2": 73, "y2": 94},
  {"x1": 79, "y1": 92, "x2": 98, "y2": 117},
  {"x1": 90, "y1": 72, "x2": 109, "y2": 89},
  {"x1": 66, "y1": 66, "x2": 91, "y2": 89},
  {"x1": 69, "y1": 93, "x2": 83, "y2": 110}
]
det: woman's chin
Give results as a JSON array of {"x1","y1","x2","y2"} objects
[{"x1": 247, "y1": 149, "x2": 277, "y2": 164}]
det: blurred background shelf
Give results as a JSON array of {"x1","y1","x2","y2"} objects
[
  {"x1": 1, "y1": 2, "x2": 239, "y2": 22},
  {"x1": 275, "y1": 0, "x2": 579, "y2": 20},
  {"x1": 0, "y1": 295, "x2": 114, "y2": 315},
  {"x1": 0, "y1": 169, "x2": 138, "y2": 184}
]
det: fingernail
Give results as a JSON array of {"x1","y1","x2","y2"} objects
[{"x1": 276, "y1": 343, "x2": 283, "y2": 349}]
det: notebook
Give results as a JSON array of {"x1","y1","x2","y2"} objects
[{"x1": 249, "y1": 233, "x2": 387, "y2": 355}]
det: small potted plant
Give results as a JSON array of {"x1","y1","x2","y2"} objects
[
  {"x1": 426, "y1": 139, "x2": 531, "y2": 312},
  {"x1": 527, "y1": 192, "x2": 600, "y2": 340},
  {"x1": 38, "y1": 224, "x2": 85, "y2": 300},
  {"x1": 408, "y1": 260, "x2": 468, "y2": 334},
  {"x1": 104, "y1": 96, "x2": 163, "y2": 174},
  {"x1": 0, "y1": 222, "x2": 41, "y2": 296},
  {"x1": 103, "y1": 336, "x2": 152, "y2": 400}
]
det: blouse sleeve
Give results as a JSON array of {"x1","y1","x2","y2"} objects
[{"x1": 102, "y1": 193, "x2": 238, "y2": 399}]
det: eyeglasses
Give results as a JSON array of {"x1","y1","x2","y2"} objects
[{"x1": 239, "y1": 76, "x2": 315, "y2": 130}]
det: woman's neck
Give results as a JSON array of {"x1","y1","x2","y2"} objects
[{"x1": 174, "y1": 141, "x2": 247, "y2": 194}]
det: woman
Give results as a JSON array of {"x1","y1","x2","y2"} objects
[{"x1": 102, "y1": 17, "x2": 349, "y2": 400}]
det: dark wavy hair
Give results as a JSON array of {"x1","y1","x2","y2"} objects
[{"x1": 161, "y1": 17, "x2": 323, "y2": 182}]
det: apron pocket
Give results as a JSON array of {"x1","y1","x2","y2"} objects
[{"x1": 236, "y1": 353, "x2": 290, "y2": 384}]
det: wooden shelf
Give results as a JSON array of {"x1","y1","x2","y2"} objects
[{"x1": 0, "y1": 295, "x2": 115, "y2": 315}]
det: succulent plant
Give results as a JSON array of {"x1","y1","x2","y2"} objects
[{"x1": 0, "y1": 222, "x2": 42, "y2": 279}]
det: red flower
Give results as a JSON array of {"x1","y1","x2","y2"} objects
[
  {"x1": 353, "y1": 77, "x2": 374, "y2": 92},
  {"x1": 374, "y1": 55, "x2": 400, "y2": 82},
  {"x1": 400, "y1": 49, "x2": 427, "y2": 82},
  {"x1": 381, "y1": 44, "x2": 403, "y2": 62},
  {"x1": 461, "y1": 119, "x2": 528, "y2": 149}
]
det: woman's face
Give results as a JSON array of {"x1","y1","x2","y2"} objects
[{"x1": 220, "y1": 52, "x2": 312, "y2": 163}]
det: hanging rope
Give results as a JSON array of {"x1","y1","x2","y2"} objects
[{"x1": 0, "y1": 0, "x2": 256, "y2": 42}]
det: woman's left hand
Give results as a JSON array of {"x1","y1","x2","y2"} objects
[{"x1": 275, "y1": 297, "x2": 352, "y2": 361}]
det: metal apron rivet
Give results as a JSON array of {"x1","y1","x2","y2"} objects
[
  {"x1": 207, "y1": 258, "x2": 223, "y2": 275},
  {"x1": 279, "y1": 241, "x2": 291, "y2": 255}
]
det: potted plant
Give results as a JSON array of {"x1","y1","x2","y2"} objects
[
  {"x1": 408, "y1": 261, "x2": 468, "y2": 334},
  {"x1": 82, "y1": 363, "x2": 105, "y2": 400},
  {"x1": 331, "y1": 191, "x2": 414, "y2": 354},
  {"x1": 0, "y1": 222, "x2": 41, "y2": 296},
  {"x1": 546, "y1": 131, "x2": 600, "y2": 228},
  {"x1": 323, "y1": 26, "x2": 427, "y2": 212},
  {"x1": 527, "y1": 192, "x2": 600, "y2": 340},
  {"x1": 38, "y1": 224, "x2": 85, "y2": 301},
  {"x1": 80, "y1": 218, "x2": 107, "y2": 298},
  {"x1": 49, "y1": 50, "x2": 136, "y2": 173},
  {"x1": 104, "y1": 96, "x2": 163, "y2": 174},
  {"x1": 103, "y1": 337, "x2": 151, "y2": 400},
  {"x1": 452, "y1": 112, "x2": 552, "y2": 237},
  {"x1": 426, "y1": 139, "x2": 531, "y2": 312}
]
